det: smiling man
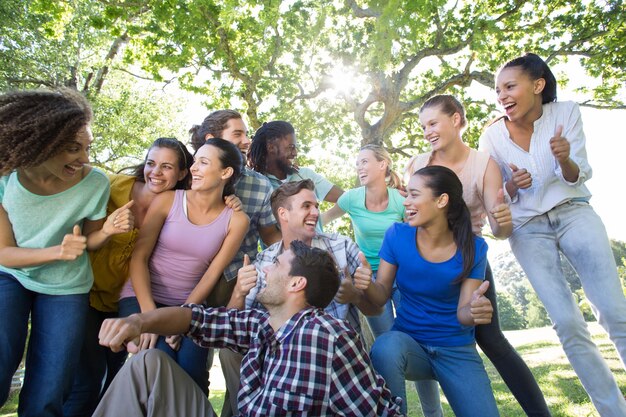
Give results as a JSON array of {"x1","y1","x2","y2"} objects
[
  {"x1": 94, "y1": 241, "x2": 402, "y2": 417},
  {"x1": 218, "y1": 179, "x2": 381, "y2": 416}
]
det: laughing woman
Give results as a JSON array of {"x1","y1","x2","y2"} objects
[
  {"x1": 480, "y1": 53, "x2": 626, "y2": 416},
  {"x1": 362, "y1": 166, "x2": 499, "y2": 417},
  {"x1": 118, "y1": 138, "x2": 248, "y2": 395},
  {"x1": 0, "y1": 89, "x2": 132, "y2": 417}
]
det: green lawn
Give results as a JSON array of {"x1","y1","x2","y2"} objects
[{"x1": 2, "y1": 325, "x2": 624, "y2": 417}]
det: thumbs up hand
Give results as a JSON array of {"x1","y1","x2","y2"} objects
[
  {"x1": 470, "y1": 281, "x2": 493, "y2": 325},
  {"x1": 58, "y1": 225, "x2": 87, "y2": 261},
  {"x1": 103, "y1": 200, "x2": 135, "y2": 236},
  {"x1": 234, "y1": 254, "x2": 258, "y2": 299},
  {"x1": 490, "y1": 188, "x2": 512, "y2": 228},
  {"x1": 353, "y1": 252, "x2": 373, "y2": 290},
  {"x1": 549, "y1": 125, "x2": 570, "y2": 163},
  {"x1": 508, "y1": 163, "x2": 532, "y2": 190}
]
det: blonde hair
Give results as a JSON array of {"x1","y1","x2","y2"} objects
[{"x1": 359, "y1": 144, "x2": 403, "y2": 190}]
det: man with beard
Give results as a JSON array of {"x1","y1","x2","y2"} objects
[
  {"x1": 248, "y1": 120, "x2": 344, "y2": 204},
  {"x1": 94, "y1": 241, "x2": 403, "y2": 417},
  {"x1": 218, "y1": 179, "x2": 381, "y2": 416}
]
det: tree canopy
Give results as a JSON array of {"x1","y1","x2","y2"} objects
[{"x1": 1, "y1": 0, "x2": 624, "y2": 168}]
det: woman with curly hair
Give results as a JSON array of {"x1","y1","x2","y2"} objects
[{"x1": 0, "y1": 89, "x2": 133, "y2": 417}]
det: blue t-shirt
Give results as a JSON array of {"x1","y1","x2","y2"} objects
[
  {"x1": 337, "y1": 187, "x2": 404, "y2": 271},
  {"x1": 379, "y1": 222, "x2": 487, "y2": 347}
]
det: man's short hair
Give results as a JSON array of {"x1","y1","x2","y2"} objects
[
  {"x1": 269, "y1": 179, "x2": 315, "y2": 221},
  {"x1": 289, "y1": 240, "x2": 340, "y2": 309}
]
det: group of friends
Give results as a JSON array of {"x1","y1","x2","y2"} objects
[{"x1": 0, "y1": 52, "x2": 624, "y2": 417}]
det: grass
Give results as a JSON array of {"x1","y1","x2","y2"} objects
[{"x1": 2, "y1": 325, "x2": 624, "y2": 417}]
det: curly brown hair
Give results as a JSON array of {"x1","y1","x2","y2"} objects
[{"x1": 0, "y1": 88, "x2": 93, "y2": 174}]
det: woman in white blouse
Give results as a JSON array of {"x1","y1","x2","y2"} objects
[{"x1": 480, "y1": 53, "x2": 626, "y2": 417}]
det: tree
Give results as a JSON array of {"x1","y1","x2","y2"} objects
[
  {"x1": 525, "y1": 291, "x2": 551, "y2": 329},
  {"x1": 91, "y1": 0, "x2": 626, "y2": 157},
  {"x1": 497, "y1": 292, "x2": 527, "y2": 330}
]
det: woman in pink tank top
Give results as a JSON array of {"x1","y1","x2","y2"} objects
[
  {"x1": 119, "y1": 138, "x2": 249, "y2": 395},
  {"x1": 402, "y1": 95, "x2": 551, "y2": 417}
]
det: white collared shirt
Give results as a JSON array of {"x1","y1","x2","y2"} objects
[{"x1": 479, "y1": 101, "x2": 592, "y2": 229}]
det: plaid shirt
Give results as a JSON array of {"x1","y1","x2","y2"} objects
[
  {"x1": 224, "y1": 168, "x2": 277, "y2": 281},
  {"x1": 244, "y1": 233, "x2": 362, "y2": 333},
  {"x1": 184, "y1": 305, "x2": 403, "y2": 416}
]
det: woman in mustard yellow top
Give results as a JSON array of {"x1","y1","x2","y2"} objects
[{"x1": 64, "y1": 137, "x2": 193, "y2": 417}]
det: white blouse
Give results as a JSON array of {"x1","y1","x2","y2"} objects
[{"x1": 479, "y1": 101, "x2": 592, "y2": 229}]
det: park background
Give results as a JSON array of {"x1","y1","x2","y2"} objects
[{"x1": 1, "y1": 0, "x2": 625, "y2": 415}]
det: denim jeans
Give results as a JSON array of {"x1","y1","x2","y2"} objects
[
  {"x1": 371, "y1": 331, "x2": 499, "y2": 417},
  {"x1": 415, "y1": 264, "x2": 551, "y2": 417},
  {"x1": 510, "y1": 200, "x2": 626, "y2": 417},
  {"x1": 0, "y1": 272, "x2": 89, "y2": 417},
  {"x1": 366, "y1": 271, "x2": 403, "y2": 338},
  {"x1": 63, "y1": 306, "x2": 128, "y2": 417},
  {"x1": 119, "y1": 296, "x2": 210, "y2": 395}
]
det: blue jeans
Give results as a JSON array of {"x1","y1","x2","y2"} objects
[
  {"x1": 366, "y1": 271, "x2": 402, "y2": 338},
  {"x1": 63, "y1": 306, "x2": 128, "y2": 417},
  {"x1": 510, "y1": 200, "x2": 626, "y2": 417},
  {"x1": 415, "y1": 264, "x2": 550, "y2": 417},
  {"x1": 0, "y1": 272, "x2": 88, "y2": 417},
  {"x1": 371, "y1": 331, "x2": 499, "y2": 417},
  {"x1": 119, "y1": 297, "x2": 210, "y2": 395}
]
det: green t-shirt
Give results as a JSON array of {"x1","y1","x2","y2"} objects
[
  {"x1": 337, "y1": 187, "x2": 404, "y2": 271},
  {"x1": 0, "y1": 168, "x2": 109, "y2": 295}
]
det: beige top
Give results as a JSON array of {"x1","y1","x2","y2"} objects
[{"x1": 405, "y1": 149, "x2": 490, "y2": 235}]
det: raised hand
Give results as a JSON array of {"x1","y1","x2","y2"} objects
[
  {"x1": 234, "y1": 254, "x2": 258, "y2": 298},
  {"x1": 353, "y1": 252, "x2": 373, "y2": 290},
  {"x1": 470, "y1": 281, "x2": 493, "y2": 325},
  {"x1": 508, "y1": 163, "x2": 532, "y2": 190},
  {"x1": 335, "y1": 266, "x2": 360, "y2": 304},
  {"x1": 490, "y1": 188, "x2": 512, "y2": 228},
  {"x1": 549, "y1": 125, "x2": 570, "y2": 163},
  {"x1": 103, "y1": 200, "x2": 135, "y2": 236},
  {"x1": 58, "y1": 225, "x2": 87, "y2": 261}
]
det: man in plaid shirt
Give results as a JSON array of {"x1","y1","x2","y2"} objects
[
  {"x1": 95, "y1": 241, "x2": 403, "y2": 416},
  {"x1": 218, "y1": 179, "x2": 382, "y2": 416}
]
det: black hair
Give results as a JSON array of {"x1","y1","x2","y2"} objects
[
  {"x1": 414, "y1": 165, "x2": 475, "y2": 283},
  {"x1": 200, "y1": 138, "x2": 243, "y2": 198},
  {"x1": 248, "y1": 120, "x2": 295, "y2": 173},
  {"x1": 190, "y1": 109, "x2": 243, "y2": 151},
  {"x1": 126, "y1": 137, "x2": 193, "y2": 190},
  {"x1": 502, "y1": 53, "x2": 557, "y2": 104},
  {"x1": 289, "y1": 240, "x2": 340, "y2": 309}
]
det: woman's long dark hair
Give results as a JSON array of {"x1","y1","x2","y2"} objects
[{"x1": 415, "y1": 165, "x2": 475, "y2": 283}]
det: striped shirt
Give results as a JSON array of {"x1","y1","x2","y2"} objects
[
  {"x1": 245, "y1": 233, "x2": 362, "y2": 333},
  {"x1": 479, "y1": 101, "x2": 592, "y2": 229},
  {"x1": 184, "y1": 305, "x2": 403, "y2": 416}
]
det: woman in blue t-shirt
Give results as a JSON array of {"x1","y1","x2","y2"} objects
[
  {"x1": 361, "y1": 165, "x2": 499, "y2": 417},
  {"x1": 0, "y1": 89, "x2": 133, "y2": 416},
  {"x1": 321, "y1": 144, "x2": 404, "y2": 336}
]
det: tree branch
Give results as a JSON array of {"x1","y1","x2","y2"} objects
[{"x1": 345, "y1": 0, "x2": 381, "y2": 18}]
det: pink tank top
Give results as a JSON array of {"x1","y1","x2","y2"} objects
[
  {"x1": 405, "y1": 149, "x2": 490, "y2": 235},
  {"x1": 120, "y1": 190, "x2": 233, "y2": 305}
]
